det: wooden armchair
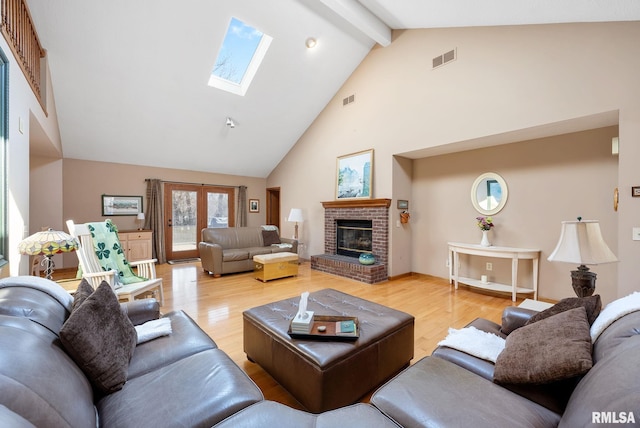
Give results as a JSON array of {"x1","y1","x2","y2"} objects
[{"x1": 66, "y1": 219, "x2": 164, "y2": 305}]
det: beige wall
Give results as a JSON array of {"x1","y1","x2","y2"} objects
[
  {"x1": 2, "y1": 31, "x2": 62, "y2": 276},
  {"x1": 29, "y1": 156, "x2": 64, "y2": 270},
  {"x1": 44, "y1": 159, "x2": 267, "y2": 268},
  {"x1": 413, "y1": 127, "x2": 618, "y2": 302},
  {"x1": 267, "y1": 22, "x2": 640, "y2": 302},
  {"x1": 391, "y1": 155, "x2": 413, "y2": 276}
]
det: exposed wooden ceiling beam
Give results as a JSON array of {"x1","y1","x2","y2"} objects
[{"x1": 319, "y1": 0, "x2": 392, "y2": 47}]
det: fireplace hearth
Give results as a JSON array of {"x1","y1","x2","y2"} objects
[{"x1": 311, "y1": 199, "x2": 390, "y2": 284}]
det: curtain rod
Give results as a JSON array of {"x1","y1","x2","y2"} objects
[{"x1": 146, "y1": 179, "x2": 243, "y2": 189}]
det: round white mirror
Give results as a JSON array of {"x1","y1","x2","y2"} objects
[{"x1": 471, "y1": 172, "x2": 508, "y2": 215}]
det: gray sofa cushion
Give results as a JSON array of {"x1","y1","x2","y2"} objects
[
  {"x1": 215, "y1": 401, "x2": 397, "y2": 428},
  {"x1": 564, "y1": 344, "x2": 639, "y2": 426},
  {"x1": 127, "y1": 310, "x2": 217, "y2": 379},
  {"x1": 223, "y1": 249, "x2": 250, "y2": 261},
  {"x1": 371, "y1": 356, "x2": 561, "y2": 428},
  {"x1": 0, "y1": 315, "x2": 98, "y2": 427},
  {"x1": 247, "y1": 247, "x2": 273, "y2": 258},
  {"x1": 98, "y1": 349, "x2": 263, "y2": 428}
]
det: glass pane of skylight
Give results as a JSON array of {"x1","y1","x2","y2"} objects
[{"x1": 209, "y1": 17, "x2": 272, "y2": 96}]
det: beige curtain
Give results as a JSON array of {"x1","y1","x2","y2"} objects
[
  {"x1": 237, "y1": 185, "x2": 247, "y2": 227},
  {"x1": 145, "y1": 179, "x2": 166, "y2": 264}
]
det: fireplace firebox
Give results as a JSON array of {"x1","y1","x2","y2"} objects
[{"x1": 337, "y1": 220, "x2": 373, "y2": 258}]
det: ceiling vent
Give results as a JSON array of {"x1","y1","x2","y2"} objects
[
  {"x1": 432, "y1": 48, "x2": 456, "y2": 69},
  {"x1": 342, "y1": 94, "x2": 355, "y2": 106}
]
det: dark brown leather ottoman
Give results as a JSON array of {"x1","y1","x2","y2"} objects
[{"x1": 243, "y1": 288, "x2": 414, "y2": 413}]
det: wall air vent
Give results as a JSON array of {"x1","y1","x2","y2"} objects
[
  {"x1": 342, "y1": 94, "x2": 355, "y2": 106},
  {"x1": 432, "y1": 48, "x2": 457, "y2": 70}
]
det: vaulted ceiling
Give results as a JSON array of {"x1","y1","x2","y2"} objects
[{"x1": 26, "y1": 0, "x2": 640, "y2": 177}]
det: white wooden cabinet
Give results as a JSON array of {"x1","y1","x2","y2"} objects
[
  {"x1": 448, "y1": 242, "x2": 540, "y2": 302},
  {"x1": 118, "y1": 230, "x2": 153, "y2": 262}
]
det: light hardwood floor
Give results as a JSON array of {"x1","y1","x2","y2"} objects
[{"x1": 58, "y1": 260, "x2": 536, "y2": 410}]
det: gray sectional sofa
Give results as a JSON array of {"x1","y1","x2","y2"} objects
[
  {"x1": 370, "y1": 295, "x2": 640, "y2": 427},
  {"x1": 0, "y1": 276, "x2": 263, "y2": 427},
  {"x1": 2, "y1": 274, "x2": 638, "y2": 427}
]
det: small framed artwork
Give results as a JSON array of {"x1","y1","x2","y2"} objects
[
  {"x1": 249, "y1": 199, "x2": 260, "y2": 213},
  {"x1": 397, "y1": 200, "x2": 409, "y2": 210},
  {"x1": 632, "y1": 186, "x2": 640, "y2": 197},
  {"x1": 336, "y1": 149, "x2": 374, "y2": 199},
  {"x1": 102, "y1": 195, "x2": 143, "y2": 216}
]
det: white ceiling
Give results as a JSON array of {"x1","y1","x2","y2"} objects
[{"x1": 26, "y1": 1, "x2": 640, "y2": 178}]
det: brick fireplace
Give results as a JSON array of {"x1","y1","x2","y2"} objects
[{"x1": 311, "y1": 199, "x2": 390, "y2": 284}]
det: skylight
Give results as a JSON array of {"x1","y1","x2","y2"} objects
[{"x1": 208, "y1": 17, "x2": 272, "y2": 96}]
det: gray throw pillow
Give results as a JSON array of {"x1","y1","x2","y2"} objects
[
  {"x1": 60, "y1": 281, "x2": 136, "y2": 394},
  {"x1": 262, "y1": 229, "x2": 281, "y2": 246},
  {"x1": 72, "y1": 278, "x2": 94, "y2": 311},
  {"x1": 494, "y1": 307, "x2": 592, "y2": 385},
  {"x1": 525, "y1": 295, "x2": 601, "y2": 326}
]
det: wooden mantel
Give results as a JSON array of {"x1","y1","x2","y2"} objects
[{"x1": 321, "y1": 198, "x2": 391, "y2": 209}]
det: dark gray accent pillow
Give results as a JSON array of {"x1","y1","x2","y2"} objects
[
  {"x1": 525, "y1": 295, "x2": 601, "y2": 326},
  {"x1": 60, "y1": 281, "x2": 136, "y2": 394},
  {"x1": 494, "y1": 307, "x2": 592, "y2": 385},
  {"x1": 72, "y1": 278, "x2": 94, "y2": 311},
  {"x1": 262, "y1": 230, "x2": 281, "y2": 246}
]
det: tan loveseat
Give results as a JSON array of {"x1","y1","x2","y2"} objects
[{"x1": 199, "y1": 226, "x2": 297, "y2": 277}]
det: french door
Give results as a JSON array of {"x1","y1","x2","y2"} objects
[{"x1": 164, "y1": 183, "x2": 235, "y2": 261}]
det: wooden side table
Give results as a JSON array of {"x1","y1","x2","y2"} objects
[{"x1": 518, "y1": 299, "x2": 554, "y2": 311}]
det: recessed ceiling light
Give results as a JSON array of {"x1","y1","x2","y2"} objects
[{"x1": 305, "y1": 37, "x2": 317, "y2": 49}]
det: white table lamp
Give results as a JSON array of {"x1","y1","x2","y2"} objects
[
  {"x1": 288, "y1": 208, "x2": 304, "y2": 240},
  {"x1": 548, "y1": 218, "x2": 617, "y2": 297},
  {"x1": 137, "y1": 212, "x2": 146, "y2": 230}
]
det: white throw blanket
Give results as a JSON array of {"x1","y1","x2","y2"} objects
[
  {"x1": 590, "y1": 291, "x2": 640, "y2": 342},
  {"x1": 135, "y1": 318, "x2": 172, "y2": 344},
  {"x1": 271, "y1": 243, "x2": 293, "y2": 249},
  {"x1": 438, "y1": 326, "x2": 506, "y2": 363}
]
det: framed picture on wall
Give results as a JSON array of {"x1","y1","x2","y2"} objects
[
  {"x1": 336, "y1": 149, "x2": 373, "y2": 199},
  {"x1": 249, "y1": 199, "x2": 260, "y2": 213},
  {"x1": 397, "y1": 200, "x2": 409, "y2": 210},
  {"x1": 101, "y1": 195, "x2": 143, "y2": 216}
]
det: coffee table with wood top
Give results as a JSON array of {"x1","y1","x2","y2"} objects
[{"x1": 243, "y1": 288, "x2": 415, "y2": 413}]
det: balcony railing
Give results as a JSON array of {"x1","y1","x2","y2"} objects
[{"x1": 1, "y1": 0, "x2": 46, "y2": 112}]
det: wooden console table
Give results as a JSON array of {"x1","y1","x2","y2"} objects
[{"x1": 448, "y1": 242, "x2": 540, "y2": 302}]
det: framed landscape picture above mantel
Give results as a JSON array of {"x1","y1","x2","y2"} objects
[
  {"x1": 336, "y1": 149, "x2": 373, "y2": 199},
  {"x1": 101, "y1": 195, "x2": 143, "y2": 216}
]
